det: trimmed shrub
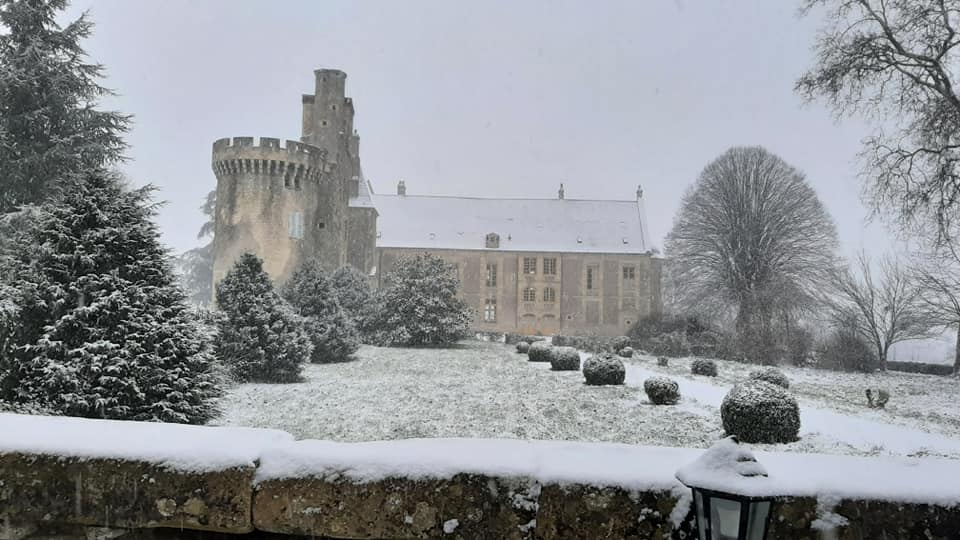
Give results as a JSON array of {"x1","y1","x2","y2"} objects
[
  {"x1": 886, "y1": 361, "x2": 954, "y2": 376},
  {"x1": 506, "y1": 333, "x2": 546, "y2": 345},
  {"x1": 691, "y1": 358, "x2": 718, "y2": 377},
  {"x1": 619, "y1": 346, "x2": 634, "y2": 358},
  {"x1": 583, "y1": 353, "x2": 626, "y2": 385},
  {"x1": 657, "y1": 357, "x2": 669, "y2": 367},
  {"x1": 612, "y1": 336, "x2": 630, "y2": 352},
  {"x1": 749, "y1": 367, "x2": 790, "y2": 389},
  {"x1": 721, "y1": 380, "x2": 800, "y2": 444},
  {"x1": 282, "y1": 259, "x2": 360, "y2": 364},
  {"x1": 644, "y1": 376, "x2": 680, "y2": 405},
  {"x1": 528, "y1": 341, "x2": 553, "y2": 363},
  {"x1": 516, "y1": 341, "x2": 531, "y2": 354},
  {"x1": 551, "y1": 347, "x2": 580, "y2": 371}
]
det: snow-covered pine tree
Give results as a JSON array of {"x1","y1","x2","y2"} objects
[
  {"x1": 215, "y1": 253, "x2": 312, "y2": 382},
  {"x1": 0, "y1": 0, "x2": 130, "y2": 212},
  {"x1": 370, "y1": 253, "x2": 472, "y2": 347},
  {"x1": 330, "y1": 264, "x2": 376, "y2": 339},
  {"x1": 0, "y1": 171, "x2": 221, "y2": 423},
  {"x1": 177, "y1": 190, "x2": 216, "y2": 306},
  {"x1": 282, "y1": 260, "x2": 359, "y2": 363}
]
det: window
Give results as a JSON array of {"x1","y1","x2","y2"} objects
[
  {"x1": 543, "y1": 287, "x2": 556, "y2": 303},
  {"x1": 523, "y1": 287, "x2": 537, "y2": 302},
  {"x1": 586, "y1": 265, "x2": 598, "y2": 290},
  {"x1": 485, "y1": 233, "x2": 500, "y2": 249},
  {"x1": 523, "y1": 257, "x2": 537, "y2": 274},
  {"x1": 543, "y1": 257, "x2": 557, "y2": 275},
  {"x1": 288, "y1": 212, "x2": 304, "y2": 239},
  {"x1": 623, "y1": 266, "x2": 636, "y2": 280},
  {"x1": 483, "y1": 299, "x2": 497, "y2": 322},
  {"x1": 485, "y1": 263, "x2": 497, "y2": 287}
]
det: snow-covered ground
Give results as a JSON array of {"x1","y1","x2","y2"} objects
[{"x1": 213, "y1": 341, "x2": 960, "y2": 460}]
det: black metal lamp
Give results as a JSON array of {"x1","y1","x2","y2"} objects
[{"x1": 676, "y1": 436, "x2": 775, "y2": 540}]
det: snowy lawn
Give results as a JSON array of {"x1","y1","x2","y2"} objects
[{"x1": 213, "y1": 341, "x2": 960, "y2": 460}]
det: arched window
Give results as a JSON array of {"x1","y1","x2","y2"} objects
[
  {"x1": 485, "y1": 232, "x2": 500, "y2": 249},
  {"x1": 523, "y1": 287, "x2": 537, "y2": 302}
]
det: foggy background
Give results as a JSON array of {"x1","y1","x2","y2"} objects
[{"x1": 62, "y1": 0, "x2": 890, "y2": 257}]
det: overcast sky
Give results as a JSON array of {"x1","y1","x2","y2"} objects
[{"x1": 62, "y1": 0, "x2": 892, "y2": 256}]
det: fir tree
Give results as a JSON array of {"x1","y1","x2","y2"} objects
[
  {"x1": 370, "y1": 253, "x2": 472, "y2": 347},
  {"x1": 0, "y1": 171, "x2": 221, "y2": 423},
  {"x1": 177, "y1": 190, "x2": 216, "y2": 306},
  {"x1": 0, "y1": 0, "x2": 130, "y2": 212},
  {"x1": 215, "y1": 253, "x2": 311, "y2": 382},
  {"x1": 283, "y1": 259, "x2": 359, "y2": 363},
  {"x1": 330, "y1": 264, "x2": 375, "y2": 339}
]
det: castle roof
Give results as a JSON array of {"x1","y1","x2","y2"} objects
[{"x1": 373, "y1": 194, "x2": 651, "y2": 254}]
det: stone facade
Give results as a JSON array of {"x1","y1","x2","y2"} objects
[{"x1": 211, "y1": 68, "x2": 661, "y2": 334}]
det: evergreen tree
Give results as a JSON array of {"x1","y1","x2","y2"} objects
[
  {"x1": 215, "y1": 253, "x2": 311, "y2": 382},
  {"x1": 0, "y1": 0, "x2": 130, "y2": 212},
  {"x1": 330, "y1": 264, "x2": 375, "y2": 339},
  {"x1": 283, "y1": 260, "x2": 359, "y2": 363},
  {"x1": 177, "y1": 190, "x2": 216, "y2": 306},
  {"x1": 369, "y1": 253, "x2": 472, "y2": 347},
  {"x1": 0, "y1": 171, "x2": 221, "y2": 423}
]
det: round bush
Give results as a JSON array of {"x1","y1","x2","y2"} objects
[
  {"x1": 644, "y1": 376, "x2": 680, "y2": 405},
  {"x1": 611, "y1": 335, "x2": 630, "y2": 352},
  {"x1": 691, "y1": 358, "x2": 718, "y2": 377},
  {"x1": 527, "y1": 341, "x2": 553, "y2": 363},
  {"x1": 619, "y1": 346, "x2": 634, "y2": 358},
  {"x1": 551, "y1": 346, "x2": 580, "y2": 371},
  {"x1": 749, "y1": 367, "x2": 789, "y2": 389},
  {"x1": 516, "y1": 341, "x2": 530, "y2": 354},
  {"x1": 721, "y1": 380, "x2": 800, "y2": 444},
  {"x1": 583, "y1": 353, "x2": 626, "y2": 385}
]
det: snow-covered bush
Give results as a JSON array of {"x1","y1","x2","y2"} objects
[
  {"x1": 583, "y1": 353, "x2": 626, "y2": 385},
  {"x1": 0, "y1": 173, "x2": 222, "y2": 424},
  {"x1": 691, "y1": 358, "x2": 718, "y2": 377},
  {"x1": 721, "y1": 380, "x2": 800, "y2": 443},
  {"x1": 283, "y1": 259, "x2": 359, "y2": 363},
  {"x1": 818, "y1": 325, "x2": 878, "y2": 372},
  {"x1": 527, "y1": 341, "x2": 553, "y2": 363},
  {"x1": 618, "y1": 346, "x2": 634, "y2": 358},
  {"x1": 657, "y1": 356, "x2": 669, "y2": 367},
  {"x1": 611, "y1": 336, "x2": 630, "y2": 352},
  {"x1": 644, "y1": 376, "x2": 680, "y2": 405},
  {"x1": 749, "y1": 367, "x2": 790, "y2": 389},
  {"x1": 516, "y1": 341, "x2": 530, "y2": 354},
  {"x1": 330, "y1": 265, "x2": 376, "y2": 340},
  {"x1": 550, "y1": 347, "x2": 580, "y2": 371},
  {"x1": 215, "y1": 253, "x2": 312, "y2": 383},
  {"x1": 366, "y1": 254, "x2": 472, "y2": 347}
]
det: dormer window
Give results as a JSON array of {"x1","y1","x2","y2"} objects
[{"x1": 485, "y1": 232, "x2": 500, "y2": 249}]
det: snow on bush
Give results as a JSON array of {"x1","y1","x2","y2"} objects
[
  {"x1": 721, "y1": 380, "x2": 800, "y2": 444},
  {"x1": 366, "y1": 254, "x2": 472, "y2": 347},
  {"x1": 516, "y1": 341, "x2": 530, "y2": 354},
  {"x1": 282, "y1": 259, "x2": 360, "y2": 363},
  {"x1": 330, "y1": 265, "x2": 377, "y2": 340},
  {"x1": 611, "y1": 336, "x2": 630, "y2": 352},
  {"x1": 619, "y1": 346, "x2": 634, "y2": 358},
  {"x1": 643, "y1": 376, "x2": 680, "y2": 405},
  {"x1": 657, "y1": 357, "x2": 669, "y2": 367},
  {"x1": 691, "y1": 358, "x2": 718, "y2": 377},
  {"x1": 215, "y1": 253, "x2": 312, "y2": 383},
  {"x1": 550, "y1": 347, "x2": 580, "y2": 371},
  {"x1": 527, "y1": 341, "x2": 553, "y2": 363},
  {"x1": 583, "y1": 353, "x2": 626, "y2": 385},
  {"x1": 749, "y1": 367, "x2": 790, "y2": 389},
  {"x1": 0, "y1": 173, "x2": 221, "y2": 424}
]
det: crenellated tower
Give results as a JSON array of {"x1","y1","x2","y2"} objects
[{"x1": 211, "y1": 69, "x2": 377, "y2": 294}]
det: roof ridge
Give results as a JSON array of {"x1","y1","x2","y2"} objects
[{"x1": 376, "y1": 194, "x2": 638, "y2": 203}]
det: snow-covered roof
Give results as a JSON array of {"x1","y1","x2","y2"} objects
[
  {"x1": 347, "y1": 167, "x2": 376, "y2": 209},
  {"x1": 373, "y1": 194, "x2": 652, "y2": 254}
]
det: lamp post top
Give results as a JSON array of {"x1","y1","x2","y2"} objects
[{"x1": 676, "y1": 437, "x2": 771, "y2": 498}]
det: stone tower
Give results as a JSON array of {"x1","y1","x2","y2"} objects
[{"x1": 211, "y1": 69, "x2": 377, "y2": 293}]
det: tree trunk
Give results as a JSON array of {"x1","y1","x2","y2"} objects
[
  {"x1": 878, "y1": 344, "x2": 888, "y2": 372},
  {"x1": 954, "y1": 324, "x2": 960, "y2": 375}
]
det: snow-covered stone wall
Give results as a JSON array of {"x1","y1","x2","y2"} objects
[{"x1": 2, "y1": 414, "x2": 960, "y2": 539}]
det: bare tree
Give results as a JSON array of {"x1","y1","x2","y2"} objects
[
  {"x1": 797, "y1": 0, "x2": 960, "y2": 240},
  {"x1": 827, "y1": 253, "x2": 932, "y2": 371},
  {"x1": 666, "y1": 146, "x2": 838, "y2": 362},
  {"x1": 912, "y1": 238, "x2": 960, "y2": 373}
]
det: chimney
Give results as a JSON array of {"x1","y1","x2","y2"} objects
[
  {"x1": 397, "y1": 180, "x2": 407, "y2": 196},
  {"x1": 636, "y1": 184, "x2": 644, "y2": 200},
  {"x1": 558, "y1": 183, "x2": 565, "y2": 200}
]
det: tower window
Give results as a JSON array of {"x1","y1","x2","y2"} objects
[
  {"x1": 485, "y1": 263, "x2": 497, "y2": 287},
  {"x1": 483, "y1": 299, "x2": 497, "y2": 322},
  {"x1": 288, "y1": 212, "x2": 304, "y2": 239},
  {"x1": 523, "y1": 287, "x2": 537, "y2": 302},
  {"x1": 543, "y1": 258, "x2": 557, "y2": 275},
  {"x1": 523, "y1": 257, "x2": 537, "y2": 274}
]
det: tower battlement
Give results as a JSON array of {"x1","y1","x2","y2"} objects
[{"x1": 211, "y1": 137, "x2": 331, "y2": 188}]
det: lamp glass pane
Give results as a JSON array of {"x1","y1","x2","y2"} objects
[
  {"x1": 746, "y1": 500, "x2": 771, "y2": 540},
  {"x1": 695, "y1": 491, "x2": 706, "y2": 540},
  {"x1": 710, "y1": 497, "x2": 741, "y2": 540}
]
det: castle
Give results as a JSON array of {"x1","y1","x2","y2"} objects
[{"x1": 212, "y1": 69, "x2": 662, "y2": 336}]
